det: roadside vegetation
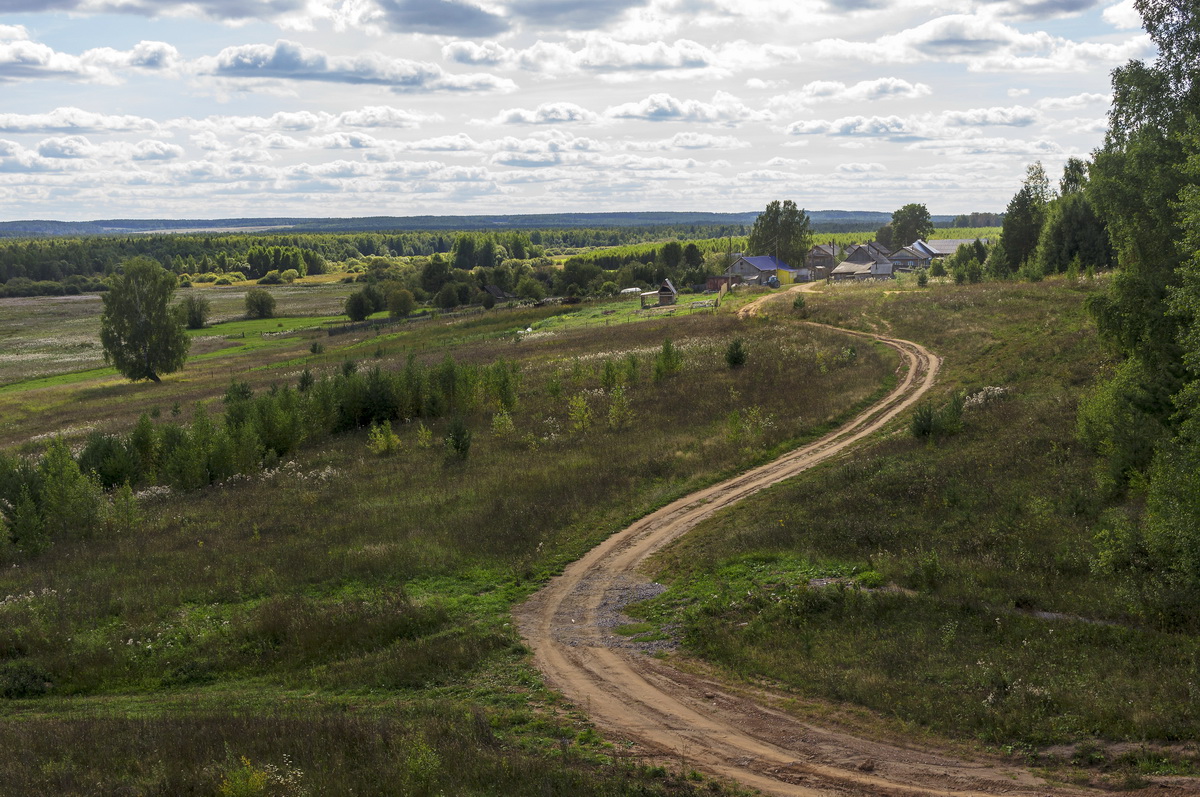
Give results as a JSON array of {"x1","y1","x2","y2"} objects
[
  {"x1": 632, "y1": 275, "x2": 1200, "y2": 786},
  {"x1": 0, "y1": 292, "x2": 889, "y2": 793}
]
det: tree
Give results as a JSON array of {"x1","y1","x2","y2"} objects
[
  {"x1": 998, "y1": 185, "x2": 1041, "y2": 275},
  {"x1": 747, "y1": 199, "x2": 811, "y2": 268},
  {"x1": 345, "y1": 290, "x2": 372, "y2": 322},
  {"x1": 99, "y1": 257, "x2": 190, "y2": 383},
  {"x1": 179, "y1": 294, "x2": 210, "y2": 330},
  {"x1": 245, "y1": 288, "x2": 276, "y2": 319},
  {"x1": 890, "y1": 203, "x2": 935, "y2": 247},
  {"x1": 388, "y1": 288, "x2": 415, "y2": 318}
]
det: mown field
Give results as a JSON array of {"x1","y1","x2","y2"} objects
[
  {"x1": 632, "y1": 275, "x2": 1200, "y2": 787},
  {"x1": 0, "y1": 286, "x2": 892, "y2": 794}
]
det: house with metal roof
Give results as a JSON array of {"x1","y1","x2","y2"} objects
[
  {"x1": 910, "y1": 239, "x2": 989, "y2": 260},
  {"x1": 725, "y1": 254, "x2": 812, "y2": 285},
  {"x1": 832, "y1": 243, "x2": 896, "y2": 280}
]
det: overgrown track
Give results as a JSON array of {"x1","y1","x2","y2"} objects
[{"x1": 515, "y1": 317, "x2": 1101, "y2": 796}]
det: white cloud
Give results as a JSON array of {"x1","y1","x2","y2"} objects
[
  {"x1": 0, "y1": 107, "x2": 161, "y2": 133},
  {"x1": 837, "y1": 162, "x2": 886, "y2": 173},
  {"x1": 605, "y1": 91, "x2": 772, "y2": 125},
  {"x1": 812, "y1": 14, "x2": 1152, "y2": 73},
  {"x1": 490, "y1": 102, "x2": 600, "y2": 125},
  {"x1": 1102, "y1": 0, "x2": 1142, "y2": 29},
  {"x1": 626, "y1": 132, "x2": 750, "y2": 150},
  {"x1": 1035, "y1": 92, "x2": 1109, "y2": 110},
  {"x1": 769, "y1": 77, "x2": 931, "y2": 113},
  {"x1": 195, "y1": 39, "x2": 516, "y2": 93}
]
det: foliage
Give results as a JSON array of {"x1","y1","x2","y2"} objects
[
  {"x1": 245, "y1": 288, "x2": 276, "y2": 320},
  {"x1": 567, "y1": 393, "x2": 592, "y2": 433},
  {"x1": 909, "y1": 393, "x2": 964, "y2": 438},
  {"x1": 444, "y1": 416, "x2": 472, "y2": 460},
  {"x1": 653, "y1": 338, "x2": 684, "y2": 381},
  {"x1": 366, "y1": 421, "x2": 402, "y2": 456},
  {"x1": 724, "y1": 338, "x2": 747, "y2": 368},
  {"x1": 890, "y1": 203, "x2": 935, "y2": 247},
  {"x1": 344, "y1": 290, "x2": 372, "y2": 322},
  {"x1": 747, "y1": 199, "x2": 812, "y2": 268},
  {"x1": 179, "y1": 294, "x2": 211, "y2": 330},
  {"x1": 388, "y1": 288, "x2": 415, "y2": 318},
  {"x1": 99, "y1": 257, "x2": 190, "y2": 383}
]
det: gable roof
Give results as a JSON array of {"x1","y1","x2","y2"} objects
[
  {"x1": 734, "y1": 254, "x2": 790, "y2": 271},
  {"x1": 912, "y1": 238, "x2": 989, "y2": 257}
]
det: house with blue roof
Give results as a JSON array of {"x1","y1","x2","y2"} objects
[{"x1": 725, "y1": 254, "x2": 812, "y2": 285}]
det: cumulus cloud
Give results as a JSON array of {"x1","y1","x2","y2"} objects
[
  {"x1": 813, "y1": 14, "x2": 1152, "y2": 73},
  {"x1": 0, "y1": 107, "x2": 161, "y2": 133},
  {"x1": 769, "y1": 77, "x2": 931, "y2": 112},
  {"x1": 375, "y1": 0, "x2": 509, "y2": 37},
  {"x1": 196, "y1": 40, "x2": 515, "y2": 93},
  {"x1": 490, "y1": 102, "x2": 600, "y2": 125},
  {"x1": 837, "y1": 162, "x2": 886, "y2": 173},
  {"x1": 0, "y1": 34, "x2": 181, "y2": 85},
  {"x1": 34, "y1": 134, "x2": 184, "y2": 162},
  {"x1": 1102, "y1": 0, "x2": 1142, "y2": 29},
  {"x1": 787, "y1": 106, "x2": 1042, "y2": 141},
  {"x1": 983, "y1": 0, "x2": 1102, "y2": 20},
  {"x1": 605, "y1": 91, "x2": 771, "y2": 125},
  {"x1": 1035, "y1": 92, "x2": 1109, "y2": 110},
  {"x1": 442, "y1": 36, "x2": 800, "y2": 80},
  {"x1": 626, "y1": 132, "x2": 750, "y2": 150},
  {"x1": 942, "y1": 105, "x2": 1039, "y2": 126}
]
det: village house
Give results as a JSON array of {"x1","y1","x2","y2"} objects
[
  {"x1": 831, "y1": 243, "x2": 895, "y2": 280},
  {"x1": 806, "y1": 243, "x2": 838, "y2": 280},
  {"x1": 724, "y1": 254, "x2": 811, "y2": 285}
]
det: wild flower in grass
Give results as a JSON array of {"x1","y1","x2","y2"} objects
[{"x1": 134, "y1": 485, "x2": 173, "y2": 502}]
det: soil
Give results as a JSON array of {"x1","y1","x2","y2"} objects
[{"x1": 515, "y1": 288, "x2": 1200, "y2": 796}]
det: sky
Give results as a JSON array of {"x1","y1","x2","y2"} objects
[{"x1": 0, "y1": 0, "x2": 1150, "y2": 221}]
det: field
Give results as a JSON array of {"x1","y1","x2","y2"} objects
[
  {"x1": 5, "y1": 270, "x2": 1199, "y2": 793},
  {"x1": 0, "y1": 285, "x2": 893, "y2": 794},
  {"x1": 631, "y1": 275, "x2": 1200, "y2": 785}
]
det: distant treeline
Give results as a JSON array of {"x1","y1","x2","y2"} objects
[{"x1": 0, "y1": 225, "x2": 755, "y2": 289}]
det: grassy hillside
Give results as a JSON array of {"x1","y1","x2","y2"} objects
[
  {"x1": 0, "y1": 291, "x2": 892, "y2": 794},
  {"x1": 632, "y1": 276, "x2": 1200, "y2": 785}
]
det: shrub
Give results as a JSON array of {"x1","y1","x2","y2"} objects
[
  {"x1": 567, "y1": 393, "x2": 592, "y2": 433},
  {"x1": 607, "y1": 386, "x2": 631, "y2": 431},
  {"x1": 445, "y1": 417, "x2": 471, "y2": 460},
  {"x1": 280, "y1": 269, "x2": 299, "y2": 283},
  {"x1": 180, "y1": 294, "x2": 211, "y2": 329},
  {"x1": 258, "y1": 270, "x2": 283, "y2": 285},
  {"x1": 366, "y1": 421, "x2": 401, "y2": 456},
  {"x1": 653, "y1": 338, "x2": 684, "y2": 381},
  {"x1": 245, "y1": 288, "x2": 276, "y2": 319},
  {"x1": 297, "y1": 368, "x2": 314, "y2": 392},
  {"x1": 345, "y1": 291, "x2": 372, "y2": 322},
  {"x1": 491, "y1": 410, "x2": 515, "y2": 438},
  {"x1": 416, "y1": 422, "x2": 433, "y2": 449},
  {"x1": 310, "y1": 341, "x2": 325, "y2": 355},
  {"x1": 388, "y1": 288, "x2": 415, "y2": 318},
  {"x1": 916, "y1": 270, "x2": 928, "y2": 287},
  {"x1": 910, "y1": 393, "x2": 964, "y2": 438},
  {"x1": 725, "y1": 338, "x2": 747, "y2": 368},
  {"x1": 792, "y1": 294, "x2": 807, "y2": 314}
]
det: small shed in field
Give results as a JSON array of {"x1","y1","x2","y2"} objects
[{"x1": 641, "y1": 278, "x2": 678, "y2": 308}]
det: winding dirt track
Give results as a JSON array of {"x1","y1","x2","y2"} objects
[{"x1": 515, "y1": 290, "x2": 1106, "y2": 796}]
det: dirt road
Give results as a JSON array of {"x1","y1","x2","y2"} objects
[{"x1": 515, "y1": 292, "x2": 1144, "y2": 795}]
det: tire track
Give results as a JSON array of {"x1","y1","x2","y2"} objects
[{"x1": 515, "y1": 316, "x2": 1105, "y2": 796}]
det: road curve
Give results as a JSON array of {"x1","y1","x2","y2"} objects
[{"x1": 514, "y1": 315, "x2": 1096, "y2": 796}]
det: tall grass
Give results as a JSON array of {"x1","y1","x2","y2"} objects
[
  {"x1": 0, "y1": 305, "x2": 892, "y2": 791},
  {"x1": 634, "y1": 278, "x2": 1200, "y2": 748}
]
